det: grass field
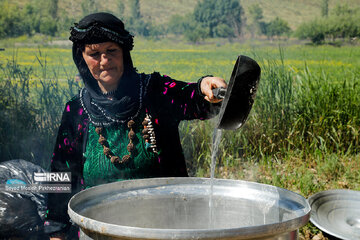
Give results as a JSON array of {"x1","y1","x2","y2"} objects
[
  {"x1": 1, "y1": 39, "x2": 359, "y2": 239},
  {"x1": 2, "y1": 38, "x2": 359, "y2": 80}
]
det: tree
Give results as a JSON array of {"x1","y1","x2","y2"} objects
[
  {"x1": 333, "y1": 3, "x2": 353, "y2": 16},
  {"x1": 117, "y1": 1, "x2": 125, "y2": 16},
  {"x1": 81, "y1": 0, "x2": 97, "y2": 16},
  {"x1": 48, "y1": 0, "x2": 59, "y2": 19},
  {"x1": 214, "y1": 24, "x2": 234, "y2": 38},
  {"x1": 0, "y1": 1, "x2": 29, "y2": 37},
  {"x1": 295, "y1": 18, "x2": 329, "y2": 44},
  {"x1": 193, "y1": 0, "x2": 244, "y2": 38},
  {"x1": 39, "y1": 17, "x2": 57, "y2": 36},
  {"x1": 247, "y1": 3, "x2": 264, "y2": 37},
  {"x1": 127, "y1": 0, "x2": 151, "y2": 36},
  {"x1": 248, "y1": 4, "x2": 263, "y2": 23},
  {"x1": 263, "y1": 17, "x2": 291, "y2": 40},
  {"x1": 129, "y1": 0, "x2": 141, "y2": 19},
  {"x1": 321, "y1": 0, "x2": 329, "y2": 17},
  {"x1": 184, "y1": 22, "x2": 209, "y2": 43},
  {"x1": 168, "y1": 14, "x2": 188, "y2": 35},
  {"x1": 295, "y1": 6, "x2": 360, "y2": 45}
]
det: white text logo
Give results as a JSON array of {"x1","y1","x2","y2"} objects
[{"x1": 34, "y1": 172, "x2": 71, "y2": 182}]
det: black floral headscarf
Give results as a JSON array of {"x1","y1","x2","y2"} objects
[
  {"x1": 70, "y1": 12, "x2": 143, "y2": 126},
  {"x1": 70, "y1": 12, "x2": 134, "y2": 50}
]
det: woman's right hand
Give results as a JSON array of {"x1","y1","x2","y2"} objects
[{"x1": 200, "y1": 76, "x2": 227, "y2": 103}]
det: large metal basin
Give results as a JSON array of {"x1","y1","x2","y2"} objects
[{"x1": 68, "y1": 178, "x2": 310, "y2": 240}]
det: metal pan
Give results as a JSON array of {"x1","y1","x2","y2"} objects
[
  {"x1": 308, "y1": 189, "x2": 360, "y2": 240},
  {"x1": 69, "y1": 177, "x2": 310, "y2": 240},
  {"x1": 214, "y1": 55, "x2": 261, "y2": 130}
]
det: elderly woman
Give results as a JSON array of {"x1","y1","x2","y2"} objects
[{"x1": 46, "y1": 12, "x2": 226, "y2": 239}]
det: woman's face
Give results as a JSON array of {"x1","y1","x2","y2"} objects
[{"x1": 82, "y1": 42, "x2": 124, "y2": 92}]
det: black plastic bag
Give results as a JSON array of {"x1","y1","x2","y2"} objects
[{"x1": 0, "y1": 159, "x2": 48, "y2": 238}]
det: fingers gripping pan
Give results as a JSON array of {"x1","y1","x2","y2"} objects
[{"x1": 216, "y1": 55, "x2": 261, "y2": 130}]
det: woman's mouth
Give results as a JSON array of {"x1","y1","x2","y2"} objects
[{"x1": 102, "y1": 67, "x2": 114, "y2": 72}]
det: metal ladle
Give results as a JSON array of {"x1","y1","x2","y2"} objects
[{"x1": 213, "y1": 55, "x2": 261, "y2": 130}]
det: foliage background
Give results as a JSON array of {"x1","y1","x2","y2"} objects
[{"x1": 1, "y1": 0, "x2": 360, "y2": 44}]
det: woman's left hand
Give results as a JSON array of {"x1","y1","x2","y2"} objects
[{"x1": 200, "y1": 76, "x2": 227, "y2": 103}]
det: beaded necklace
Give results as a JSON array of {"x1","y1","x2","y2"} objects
[
  {"x1": 95, "y1": 120, "x2": 135, "y2": 164},
  {"x1": 80, "y1": 74, "x2": 157, "y2": 164},
  {"x1": 94, "y1": 112, "x2": 158, "y2": 164}
]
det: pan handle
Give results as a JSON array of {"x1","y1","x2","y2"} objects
[{"x1": 212, "y1": 87, "x2": 227, "y2": 99}]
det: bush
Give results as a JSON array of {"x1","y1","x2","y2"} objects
[
  {"x1": 0, "y1": 60, "x2": 39, "y2": 164},
  {"x1": 193, "y1": 0, "x2": 244, "y2": 38},
  {"x1": 295, "y1": 19, "x2": 325, "y2": 44},
  {"x1": 184, "y1": 20, "x2": 209, "y2": 43},
  {"x1": 295, "y1": 7, "x2": 360, "y2": 44},
  {"x1": 213, "y1": 24, "x2": 235, "y2": 38},
  {"x1": 167, "y1": 14, "x2": 188, "y2": 35},
  {"x1": 39, "y1": 17, "x2": 58, "y2": 37},
  {"x1": 0, "y1": 56, "x2": 81, "y2": 168},
  {"x1": 0, "y1": 2, "x2": 29, "y2": 38},
  {"x1": 262, "y1": 17, "x2": 291, "y2": 40}
]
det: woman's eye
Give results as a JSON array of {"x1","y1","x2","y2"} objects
[{"x1": 90, "y1": 52, "x2": 99, "y2": 57}]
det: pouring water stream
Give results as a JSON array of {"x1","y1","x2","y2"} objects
[
  {"x1": 209, "y1": 128, "x2": 223, "y2": 228},
  {"x1": 207, "y1": 55, "x2": 261, "y2": 228}
]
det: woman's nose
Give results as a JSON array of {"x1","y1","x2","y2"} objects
[{"x1": 100, "y1": 53, "x2": 110, "y2": 66}]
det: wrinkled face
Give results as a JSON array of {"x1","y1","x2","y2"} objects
[{"x1": 82, "y1": 42, "x2": 124, "y2": 92}]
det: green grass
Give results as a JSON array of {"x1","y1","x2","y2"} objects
[{"x1": 3, "y1": 37, "x2": 358, "y2": 79}]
